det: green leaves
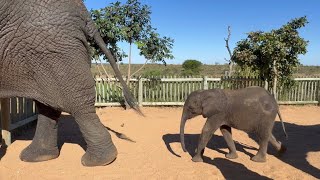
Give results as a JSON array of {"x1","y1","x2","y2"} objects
[
  {"x1": 122, "y1": 0, "x2": 151, "y2": 43},
  {"x1": 137, "y1": 31, "x2": 174, "y2": 65},
  {"x1": 182, "y1": 60, "x2": 202, "y2": 76},
  {"x1": 90, "y1": 0, "x2": 174, "y2": 65},
  {"x1": 233, "y1": 16, "x2": 309, "y2": 87},
  {"x1": 91, "y1": 2, "x2": 127, "y2": 61}
]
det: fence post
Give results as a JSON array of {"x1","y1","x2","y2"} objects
[
  {"x1": 317, "y1": 80, "x2": 320, "y2": 106},
  {"x1": 138, "y1": 78, "x2": 143, "y2": 107},
  {"x1": 203, "y1": 76, "x2": 208, "y2": 90},
  {"x1": 220, "y1": 76, "x2": 224, "y2": 89},
  {"x1": 1, "y1": 98, "x2": 11, "y2": 146},
  {"x1": 264, "y1": 80, "x2": 269, "y2": 90}
]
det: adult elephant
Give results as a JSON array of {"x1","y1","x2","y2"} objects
[{"x1": 0, "y1": 0, "x2": 140, "y2": 166}]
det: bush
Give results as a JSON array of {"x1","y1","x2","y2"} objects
[
  {"x1": 181, "y1": 59, "x2": 202, "y2": 76},
  {"x1": 142, "y1": 69, "x2": 163, "y2": 77}
]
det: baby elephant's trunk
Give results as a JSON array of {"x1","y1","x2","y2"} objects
[{"x1": 180, "y1": 113, "x2": 188, "y2": 152}]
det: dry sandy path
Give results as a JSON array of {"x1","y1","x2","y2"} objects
[{"x1": 1, "y1": 106, "x2": 320, "y2": 179}]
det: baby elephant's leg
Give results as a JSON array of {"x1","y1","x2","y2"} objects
[
  {"x1": 220, "y1": 125, "x2": 238, "y2": 159},
  {"x1": 269, "y1": 134, "x2": 287, "y2": 156},
  {"x1": 251, "y1": 125, "x2": 273, "y2": 162}
]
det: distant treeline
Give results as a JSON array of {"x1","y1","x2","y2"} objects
[{"x1": 91, "y1": 64, "x2": 320, "y2": 78}]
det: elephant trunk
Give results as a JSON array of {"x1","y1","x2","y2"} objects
[
  {"x1": 180, "y1": 112, "x2": 188, "y2": 152},
  {"x1": 93, "y1": 33, "x2": 143, "y2": 116}
]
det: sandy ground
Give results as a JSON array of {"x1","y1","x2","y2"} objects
[{"x1": 1, "y1": 106, "x2": 320, "y2": 180}]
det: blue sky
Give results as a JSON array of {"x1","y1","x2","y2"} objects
[{"x1": 85, "y1": 0, "x2": 320, "y2": 65}]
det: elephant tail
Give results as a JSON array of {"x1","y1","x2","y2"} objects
[
  {"x1": 93, "y1": 32, "x2": 144, "y2": 116},
  {"x1": 180, "y1": 113, "x2": 188, "y2": 152},
  {"x1": 277, "y1": 110, "x2": 288, "y2": 139}
]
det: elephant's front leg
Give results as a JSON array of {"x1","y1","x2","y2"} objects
[
  {"x1": 72, "y1": 108, "x2": 117, "y2": 167},
  {"x1": 192, "y1": 116, "x2": 221, "y2": 162},
  {"x1": 20, "y1": 101, "x2": 61, "y2": 162},
  {"x1": 220, "y1": 125, "x2": 238, "y2": 159}
]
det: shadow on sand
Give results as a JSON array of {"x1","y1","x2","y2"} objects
[
  {"x1": 9, "y1": 115, "x2": 87, "y2": 151},
  {"x1": 163, "y1": 133, "x2": 258, "y2": 159},
  {"x1": 0, "y1": 138, "x2": 7, "y2": 160},
  {"x1": 163, "y1": 121, "x2": 320, "y2": 179},
  {"x1": 270, "y1": 121, "x2": 320, "y2": 179},
  {"x1": 210, "y1": 158, "x2": 272, "y2": 180},
  {"x1": 1, "y1": 114, "x2": 131, "y2": 158}
]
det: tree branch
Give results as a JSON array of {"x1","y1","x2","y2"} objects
[
  {"x1": 94, "y1": 58, "x2": 103, "y2": 76},
  {"x1": 96, "y1": 58, "x2": 112, "y2": 80},
  {"x1": 224, "y1": 26, "x2": 234, "y2": 76},
  {"x1": 225, "y1": 26, "x2": 233, "y2": 58},
  {"x1": 130, "y1": 59, "x2": 150, "y2": 78}
]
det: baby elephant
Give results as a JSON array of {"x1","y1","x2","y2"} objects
[{"x1": 180, "y1": 86, "x2": 287, "y2": 163}]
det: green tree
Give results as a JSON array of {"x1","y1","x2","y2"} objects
[
  {"x1": 91, "y1": 2, "x2": 127, "y2": 62},
  {"x1": 90, "y1": 0, "x2": 174, "y2": 79},
  {"x1": 182, "y1": 60, "x2": 202, "y2": 76},
  {"x1": 232, "y1": 16, "x2": 308, "y2": 98},
  {"x1": 142, "y1": 69, "x2": 163, "y2": 77},
  {"x1": 121, "y1": 0, "x2": 152, "y2": 82},
  {"x1": 91, "y1": 0, "x2": 174, "y2": 108},
  {"x1": 132, "y1": 30, "x2": 174, "y2": 77}
]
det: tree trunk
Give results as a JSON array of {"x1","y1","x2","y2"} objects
[
  {"x1": 124, "y1": 42, "x2": 133, "y2": 109},
  {"x1": 272, "y1": 60, "x2": 278, "y2": 101},
  {"x1": 225, "y1": 26, "x2": 234, "y2": 77},
  {"x1": 228, "y1": 62, "x2": 234, "y2": 77},
  {"x1": 127, "y1": 42, "x2": 132, "y2": 85}
]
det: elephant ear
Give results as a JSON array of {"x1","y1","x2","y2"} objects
[{"x1": 201, "y1": 89, "x2": 227, "y2": 118}]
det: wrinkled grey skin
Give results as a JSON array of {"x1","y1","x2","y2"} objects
[
  {"x1": 180, "y1": 86, "x2": 287, "y2": 163},
  {"x1": 0, "y1": 0, "x2": 140, "y2": 166}
]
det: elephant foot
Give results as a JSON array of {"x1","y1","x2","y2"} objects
[
  {"x1": 250, "y1": 154, "x2": 266, "y2": 163},
  {"x1": 225, "y1": 152, "x2": 238, "y2": 159},
  {"x1": 20, "y1": 144, "x2": 59, "y2": 162},
  {"x1": 81, "y1": 144, "x2": 118, "y2": 167},
  {"x1": 277, "y1": 144, "x2": 287, "y2": 157},
  {"x1": 191, "y1": 155, "x2": 203, "y2": 162}
]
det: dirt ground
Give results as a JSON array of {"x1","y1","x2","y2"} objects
[{"x1": 1, "y1": 106, "x2": 320, "y2": 180}]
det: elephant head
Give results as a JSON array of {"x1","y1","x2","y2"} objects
[{"x1": 180, "y1": 89, "x2": 227, "y2": 152}]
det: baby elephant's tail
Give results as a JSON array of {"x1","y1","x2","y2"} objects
[{"x1": 277, "y1": 110, "x2": 288, "y2": 139}]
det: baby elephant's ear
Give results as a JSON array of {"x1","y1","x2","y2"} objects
[
  {"x1": 201, "y1": 97, "x2": 214, "y2": 118},
  {"x1": 201, "y1": 94, "x2": 225, "y2": 118}
]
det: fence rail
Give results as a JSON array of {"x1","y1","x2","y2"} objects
[
  {"x1": 1, "y1": 98, "x2": 37, "y2": 145},
  {"x1": 1, "y1": 76, "x2": 319, "y2": 146},
  {"x1": 94, "y1": 76, "x2": 320, "y2": 106},
  {"x1": 0, "y1": 77, "x2": 320, "y2": 144}
]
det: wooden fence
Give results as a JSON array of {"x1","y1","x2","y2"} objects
[
  {"x1": 1, "y1": 76, "x2": 319, "y2": 146},
  {"x1": 0, "y1": 98, "x2": 37, "y2": 146},
  {"x1": 95, "y1": 76, "x2": 320, "y2": 106}
]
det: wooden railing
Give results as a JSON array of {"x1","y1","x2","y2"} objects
[
  {"x1": 94, "y1": 76, "x2": 320, "y2": 106},
  {"x1": 1, "y1": 76, "x2": 319, "y2": 146},
  {"x1": 0, "y1": 98, "x2": 37, "y2": 146}
]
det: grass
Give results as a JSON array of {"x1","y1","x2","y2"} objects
[{"x1": 91, "y1": 64, "x2": 320, "y2": 78}]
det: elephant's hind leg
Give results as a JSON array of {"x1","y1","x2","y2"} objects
[
  {"x1": 220, "y1": 125, "x2": 238, "y2": 159},
  {"x1": 269, "y1": 134, "x2": 287, "y2": 156},
  {"x1": 20, "y1": 101, "x2": 61, "y2": 162},
  {"x1": 72, "y1": 108, "x2": 117, "y2": 167},
  {"x1": 251, "y1": 124, "x2": 273, "y2": 162}
]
